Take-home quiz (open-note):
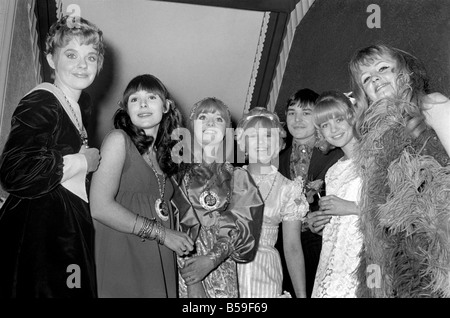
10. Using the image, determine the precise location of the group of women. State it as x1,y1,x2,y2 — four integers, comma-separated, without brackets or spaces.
1,15,450,298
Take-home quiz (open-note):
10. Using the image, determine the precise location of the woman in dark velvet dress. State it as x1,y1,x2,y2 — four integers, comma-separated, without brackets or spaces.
0,15,104,298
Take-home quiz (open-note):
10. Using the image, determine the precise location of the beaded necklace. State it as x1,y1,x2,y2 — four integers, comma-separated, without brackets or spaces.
53,84,88,146
146,151,169,221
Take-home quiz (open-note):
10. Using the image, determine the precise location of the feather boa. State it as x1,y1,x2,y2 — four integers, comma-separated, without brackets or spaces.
354,98,450,298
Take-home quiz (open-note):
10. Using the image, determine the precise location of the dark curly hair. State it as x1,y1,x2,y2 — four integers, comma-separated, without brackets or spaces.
113,74,183,176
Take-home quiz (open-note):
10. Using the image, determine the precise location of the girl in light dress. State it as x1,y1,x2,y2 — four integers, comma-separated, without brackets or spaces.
236,107,308,298
310,91,362,298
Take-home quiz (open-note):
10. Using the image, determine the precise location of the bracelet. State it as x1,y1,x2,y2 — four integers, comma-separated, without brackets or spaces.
135,216,166,245
153,220,159,242
132,214,140,234
207,240,232,268
155,222,166,245
136,216,156,242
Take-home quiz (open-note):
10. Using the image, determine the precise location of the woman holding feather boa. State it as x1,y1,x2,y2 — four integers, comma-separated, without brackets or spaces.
349,44,450,298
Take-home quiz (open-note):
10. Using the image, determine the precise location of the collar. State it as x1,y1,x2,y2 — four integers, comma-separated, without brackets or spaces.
292,137,316,150
244,164,278,176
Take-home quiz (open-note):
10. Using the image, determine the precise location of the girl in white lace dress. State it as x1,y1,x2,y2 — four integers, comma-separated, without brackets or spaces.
310,91,362,298
236,107,309,298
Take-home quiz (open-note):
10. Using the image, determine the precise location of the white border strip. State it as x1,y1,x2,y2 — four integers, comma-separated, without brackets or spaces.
266,0,315,111
0,0,18,134
243,11,270,115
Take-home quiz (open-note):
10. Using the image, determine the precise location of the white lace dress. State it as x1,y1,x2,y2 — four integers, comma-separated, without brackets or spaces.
311,158,362,298
237,165,308,298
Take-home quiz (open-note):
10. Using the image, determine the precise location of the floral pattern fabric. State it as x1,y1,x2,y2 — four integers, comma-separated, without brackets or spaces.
312,158,362,298
290,141,314,182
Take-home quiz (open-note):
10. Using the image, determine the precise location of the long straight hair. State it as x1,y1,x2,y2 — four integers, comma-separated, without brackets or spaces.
314,90,359,140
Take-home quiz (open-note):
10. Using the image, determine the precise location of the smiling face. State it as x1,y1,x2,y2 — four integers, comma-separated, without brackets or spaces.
285,103,316,144
245,126,280,164
359,54,399,103
47,38,98,96
127,89,165,136
319,116,354,149
193,110,227,147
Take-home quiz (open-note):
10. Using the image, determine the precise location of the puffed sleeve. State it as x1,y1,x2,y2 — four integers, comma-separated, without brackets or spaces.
280,175,309,222
0,90,64,198
208,166,264,266
170,175,201,240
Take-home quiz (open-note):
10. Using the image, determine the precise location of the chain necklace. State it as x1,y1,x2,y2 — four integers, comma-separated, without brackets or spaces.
146,151,169,221
254,171,278,202
199,174,220,211
53,84,88,146
185,163,231,212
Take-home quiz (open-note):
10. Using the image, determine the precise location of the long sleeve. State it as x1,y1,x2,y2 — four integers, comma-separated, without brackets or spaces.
171,174,201,239
212,167,264,264
0,90,83,198
176,163,264,267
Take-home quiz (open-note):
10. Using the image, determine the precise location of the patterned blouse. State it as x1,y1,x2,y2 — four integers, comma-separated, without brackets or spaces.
289,139,316,181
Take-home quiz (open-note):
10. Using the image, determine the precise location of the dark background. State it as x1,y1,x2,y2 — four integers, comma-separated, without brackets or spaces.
274,0,450,121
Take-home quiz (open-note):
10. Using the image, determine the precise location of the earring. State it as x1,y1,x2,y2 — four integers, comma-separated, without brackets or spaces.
315,128,324,145
315,128,323,140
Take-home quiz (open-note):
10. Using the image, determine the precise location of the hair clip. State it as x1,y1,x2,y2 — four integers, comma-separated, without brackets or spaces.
66,16,82,29
344,91,356,105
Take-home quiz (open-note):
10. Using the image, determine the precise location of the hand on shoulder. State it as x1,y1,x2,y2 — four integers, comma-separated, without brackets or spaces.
422,92,450,123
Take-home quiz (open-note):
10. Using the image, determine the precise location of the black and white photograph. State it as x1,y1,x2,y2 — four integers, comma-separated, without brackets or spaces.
1,0,450,308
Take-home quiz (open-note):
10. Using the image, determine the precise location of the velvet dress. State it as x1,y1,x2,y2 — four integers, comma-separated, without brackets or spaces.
0,86,97,298
94,129,178,298
173,162,264,298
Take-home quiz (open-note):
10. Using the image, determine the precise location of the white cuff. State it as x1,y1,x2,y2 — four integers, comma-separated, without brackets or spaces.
61,154,88,202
